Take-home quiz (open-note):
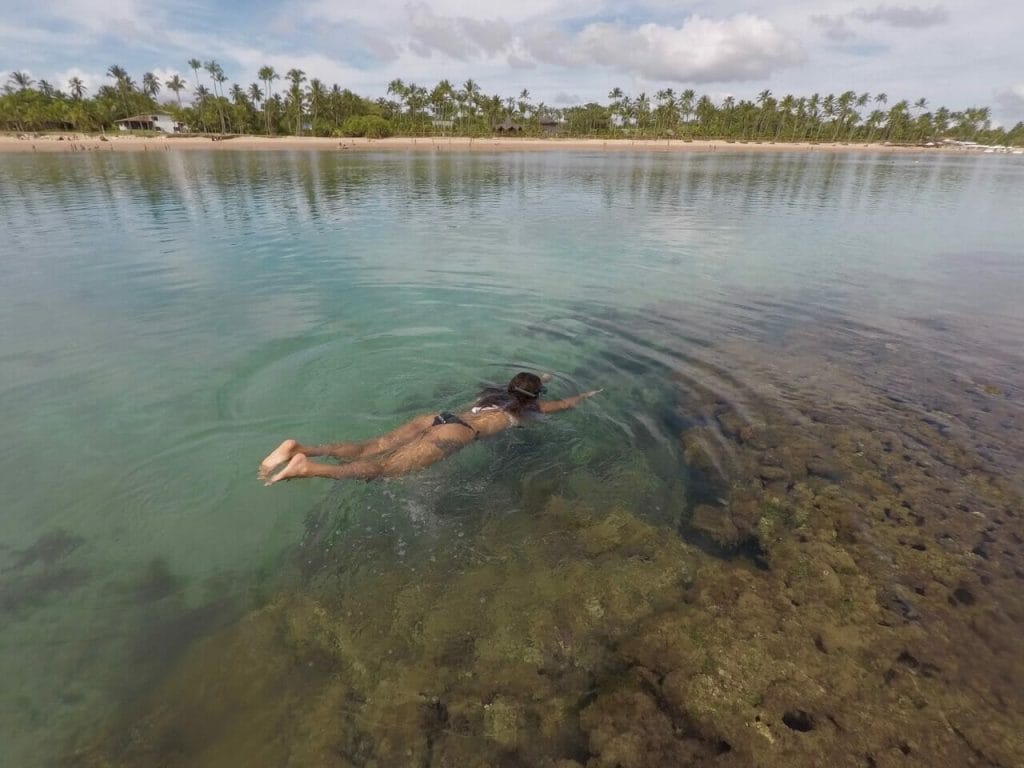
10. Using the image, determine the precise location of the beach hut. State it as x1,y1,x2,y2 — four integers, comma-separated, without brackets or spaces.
539,116,561,136
114,113,181,133
494,119,523,134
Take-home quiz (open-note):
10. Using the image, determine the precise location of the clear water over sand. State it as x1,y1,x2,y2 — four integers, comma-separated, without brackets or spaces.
1,150,1022,766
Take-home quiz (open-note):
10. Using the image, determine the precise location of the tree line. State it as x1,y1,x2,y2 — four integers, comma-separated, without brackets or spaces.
2,62,1022,147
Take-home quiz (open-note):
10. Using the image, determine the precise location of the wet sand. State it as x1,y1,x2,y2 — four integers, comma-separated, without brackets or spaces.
0,133,971,155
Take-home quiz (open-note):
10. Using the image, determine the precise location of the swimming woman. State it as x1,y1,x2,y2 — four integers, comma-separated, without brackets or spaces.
259,372,601,485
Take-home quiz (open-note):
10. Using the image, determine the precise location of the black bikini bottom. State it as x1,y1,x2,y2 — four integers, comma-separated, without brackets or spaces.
433,412,476,433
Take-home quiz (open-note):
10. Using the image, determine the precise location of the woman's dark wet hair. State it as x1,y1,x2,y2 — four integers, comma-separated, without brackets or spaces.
473,372,545,413
507,372,544,400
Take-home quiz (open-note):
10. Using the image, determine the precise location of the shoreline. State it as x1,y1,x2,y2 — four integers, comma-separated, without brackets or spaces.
0,133,1002,155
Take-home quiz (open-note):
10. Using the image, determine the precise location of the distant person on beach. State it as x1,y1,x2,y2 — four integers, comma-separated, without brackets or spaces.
259,372,601,485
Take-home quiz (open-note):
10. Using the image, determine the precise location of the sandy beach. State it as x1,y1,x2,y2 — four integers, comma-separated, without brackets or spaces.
0,132,972,154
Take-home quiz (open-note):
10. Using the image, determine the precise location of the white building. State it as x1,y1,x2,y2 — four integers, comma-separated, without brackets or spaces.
114,113,181,133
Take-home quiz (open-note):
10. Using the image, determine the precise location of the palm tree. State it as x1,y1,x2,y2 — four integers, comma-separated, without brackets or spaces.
607,87,624,128
865,110,885,142
68,76,86,100
653,88,677,136
308,78,327,134
453,91,467,131
805,93,820,138
461,78,479,120
286,68,306,135
694,94,715,136
885,100,910,142
215,68,229,128
187,59,205,130
225,83,246,132
188,58,202,93
634,92,651,136
677,89,695,133
737,99,758,138
106,65,132,116
955,106,991,140
9,71,34,91
817,93,835,140
430,79,455,129
203,60,227,133
517,88,531,119
791,97,807,140
188,60,203,109
387,78,408,108
776,94,795,139
833,90,855,140
142,72,161,99
166,74,186,107
407,83,427,128
258,65,279,135
193,83,211,118
755,89,774,136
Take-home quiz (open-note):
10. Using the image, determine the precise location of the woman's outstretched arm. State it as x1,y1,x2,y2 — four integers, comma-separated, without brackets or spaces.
538,389,602,414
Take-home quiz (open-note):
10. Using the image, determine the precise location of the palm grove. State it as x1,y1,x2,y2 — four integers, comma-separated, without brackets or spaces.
2,62,1021,147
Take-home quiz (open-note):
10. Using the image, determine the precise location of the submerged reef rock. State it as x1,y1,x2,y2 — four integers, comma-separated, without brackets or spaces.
0,529,88,616
7,528,84,571
72,323,1023,767
71,502,700,767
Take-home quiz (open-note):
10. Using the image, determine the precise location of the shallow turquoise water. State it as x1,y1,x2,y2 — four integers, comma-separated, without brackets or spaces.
1,149,1022,764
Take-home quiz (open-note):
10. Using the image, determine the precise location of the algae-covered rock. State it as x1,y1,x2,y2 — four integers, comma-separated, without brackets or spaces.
72,323,1024,768
688,503,741,547
73,502,701,768
580,686,692,767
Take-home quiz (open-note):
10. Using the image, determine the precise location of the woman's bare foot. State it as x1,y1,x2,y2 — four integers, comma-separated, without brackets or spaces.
265,453,308,485
258,439,298,480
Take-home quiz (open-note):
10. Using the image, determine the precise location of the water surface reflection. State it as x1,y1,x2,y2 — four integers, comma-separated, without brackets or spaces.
0,150,1021,767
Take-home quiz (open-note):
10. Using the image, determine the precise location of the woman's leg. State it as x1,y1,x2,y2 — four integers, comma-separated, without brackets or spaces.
264,454,388,484
264,424,475,485
258,414,437,479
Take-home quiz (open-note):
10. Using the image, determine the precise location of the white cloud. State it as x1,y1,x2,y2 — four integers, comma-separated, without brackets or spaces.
994,84,1024,124
298,0,593,29
810,13,857,41
3,0,1023,128
852,4,949,28
387,9,803,84
809,3,949,42
43,0,157,40
49,67,105,97
564,15,804,83
407,3,513,59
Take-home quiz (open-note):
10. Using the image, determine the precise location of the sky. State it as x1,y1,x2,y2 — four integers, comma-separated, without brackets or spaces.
2,0,1023,126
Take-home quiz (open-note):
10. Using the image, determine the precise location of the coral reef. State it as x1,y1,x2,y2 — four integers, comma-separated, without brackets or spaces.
71,329,1024,767
0,529,88,616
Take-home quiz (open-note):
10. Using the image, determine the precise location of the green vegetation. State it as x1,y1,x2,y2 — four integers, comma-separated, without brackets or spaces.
3,64,1023,146
338,114,393,138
